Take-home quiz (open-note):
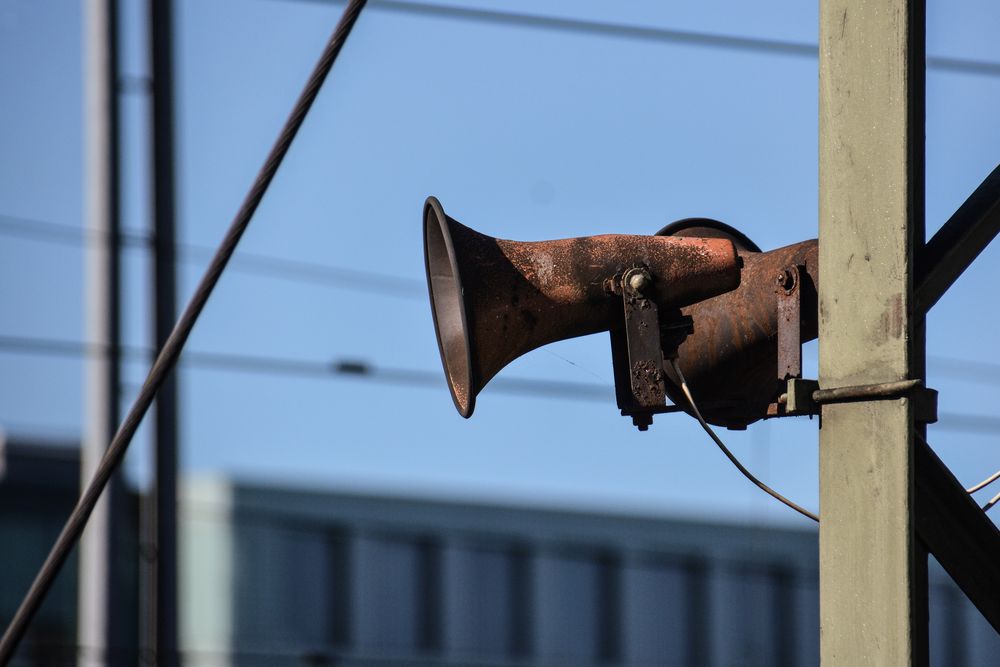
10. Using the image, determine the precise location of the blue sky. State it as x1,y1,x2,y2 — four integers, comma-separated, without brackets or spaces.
2,0,999,528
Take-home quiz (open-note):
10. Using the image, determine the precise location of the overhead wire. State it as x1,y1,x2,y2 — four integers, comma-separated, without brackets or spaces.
0,334,611,401
287,0,1000,79
0,213,423,299
3,334,1000,429
5,214,1000,400
668,358,819,523
984,490,1000,513
928,355,1000,386
0,0,370,661
967,468,1000,495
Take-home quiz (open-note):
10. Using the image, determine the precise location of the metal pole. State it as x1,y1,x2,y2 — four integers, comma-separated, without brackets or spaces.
818,0,928,664
148,0,179,664
80,0,126,665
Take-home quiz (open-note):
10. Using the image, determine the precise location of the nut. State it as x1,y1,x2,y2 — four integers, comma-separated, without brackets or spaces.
628,271,651,292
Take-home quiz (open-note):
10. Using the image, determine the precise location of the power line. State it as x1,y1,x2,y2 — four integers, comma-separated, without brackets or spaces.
8,214,1000,370
936,413,1000,435
288,0,1000,78
0,213,423,299
181,243,422,297
5,333,1000,428
0,334,612,401
928,356,1000,386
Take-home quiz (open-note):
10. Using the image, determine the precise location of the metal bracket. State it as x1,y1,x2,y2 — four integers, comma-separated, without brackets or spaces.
813,379,938,424
777,265,803,381
619,268,666,431
768,264,811,418
608,268,695,431
780,378,820,415
774,378,937,423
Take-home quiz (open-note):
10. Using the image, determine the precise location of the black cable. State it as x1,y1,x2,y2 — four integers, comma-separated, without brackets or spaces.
0,1,369,661
287,0,1000,78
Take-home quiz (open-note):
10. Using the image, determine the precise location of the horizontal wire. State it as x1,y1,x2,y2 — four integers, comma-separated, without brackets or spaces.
4,333,1000,425
928,355,1000,386
286,0,1000,78
935,413,1000,434
0,213,423,299
5,216,1000,390
0,334,612,401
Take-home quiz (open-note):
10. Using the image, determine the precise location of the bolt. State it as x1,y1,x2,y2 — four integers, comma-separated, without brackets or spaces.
776,268,795,290
628,271,651,292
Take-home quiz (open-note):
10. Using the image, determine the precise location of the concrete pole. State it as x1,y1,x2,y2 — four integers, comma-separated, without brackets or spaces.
818,0,928,664
80,0,126,664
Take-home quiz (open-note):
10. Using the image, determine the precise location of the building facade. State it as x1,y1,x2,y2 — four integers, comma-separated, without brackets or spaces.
181,479,998,667
2,440,997,666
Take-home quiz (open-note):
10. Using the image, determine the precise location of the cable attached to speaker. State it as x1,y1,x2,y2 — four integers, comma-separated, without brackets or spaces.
668,358,819,523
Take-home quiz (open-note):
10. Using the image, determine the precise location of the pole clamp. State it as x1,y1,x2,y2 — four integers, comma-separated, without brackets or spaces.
779,378,938,423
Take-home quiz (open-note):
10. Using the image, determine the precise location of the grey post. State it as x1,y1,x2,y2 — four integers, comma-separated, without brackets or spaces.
80,0,126,665
818,0,928,664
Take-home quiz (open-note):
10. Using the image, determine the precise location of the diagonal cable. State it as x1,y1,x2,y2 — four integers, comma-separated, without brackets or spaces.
0,1,369,661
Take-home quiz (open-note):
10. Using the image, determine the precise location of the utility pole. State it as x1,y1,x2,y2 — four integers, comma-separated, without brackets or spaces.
818,0,928,664
147,0,180,664
80,1,127,665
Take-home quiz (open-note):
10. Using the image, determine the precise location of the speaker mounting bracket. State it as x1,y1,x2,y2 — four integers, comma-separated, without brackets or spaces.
767,264,820,418
610,267,693,431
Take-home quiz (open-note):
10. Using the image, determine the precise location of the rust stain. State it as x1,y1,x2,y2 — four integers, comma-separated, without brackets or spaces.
662,238,819,428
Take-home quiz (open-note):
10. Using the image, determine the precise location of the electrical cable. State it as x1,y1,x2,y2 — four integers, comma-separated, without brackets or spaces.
286,0,1000,79
967,468,1000,495
914,431,1000,514
983,490,1000,513
4,333,1000,425
0,333,611,401
668,358,819,523
0,213,423,299
0,1,369,661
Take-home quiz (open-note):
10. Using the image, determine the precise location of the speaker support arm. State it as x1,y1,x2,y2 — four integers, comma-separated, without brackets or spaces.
610,268,692,431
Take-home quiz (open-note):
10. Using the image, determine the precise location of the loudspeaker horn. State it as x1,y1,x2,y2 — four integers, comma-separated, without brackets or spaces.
424,197,742,417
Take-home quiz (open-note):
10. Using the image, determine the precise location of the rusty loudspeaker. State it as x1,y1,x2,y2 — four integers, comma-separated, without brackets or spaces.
658,220,819,429
424,196,742,424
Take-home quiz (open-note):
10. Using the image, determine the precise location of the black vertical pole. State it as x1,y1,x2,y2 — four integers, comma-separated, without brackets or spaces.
148,0,180,664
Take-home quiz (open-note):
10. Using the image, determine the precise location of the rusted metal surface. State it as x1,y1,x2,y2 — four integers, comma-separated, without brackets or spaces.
619,268,668,430
659,235,819,428
776,265,802,381
424,197,741,417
